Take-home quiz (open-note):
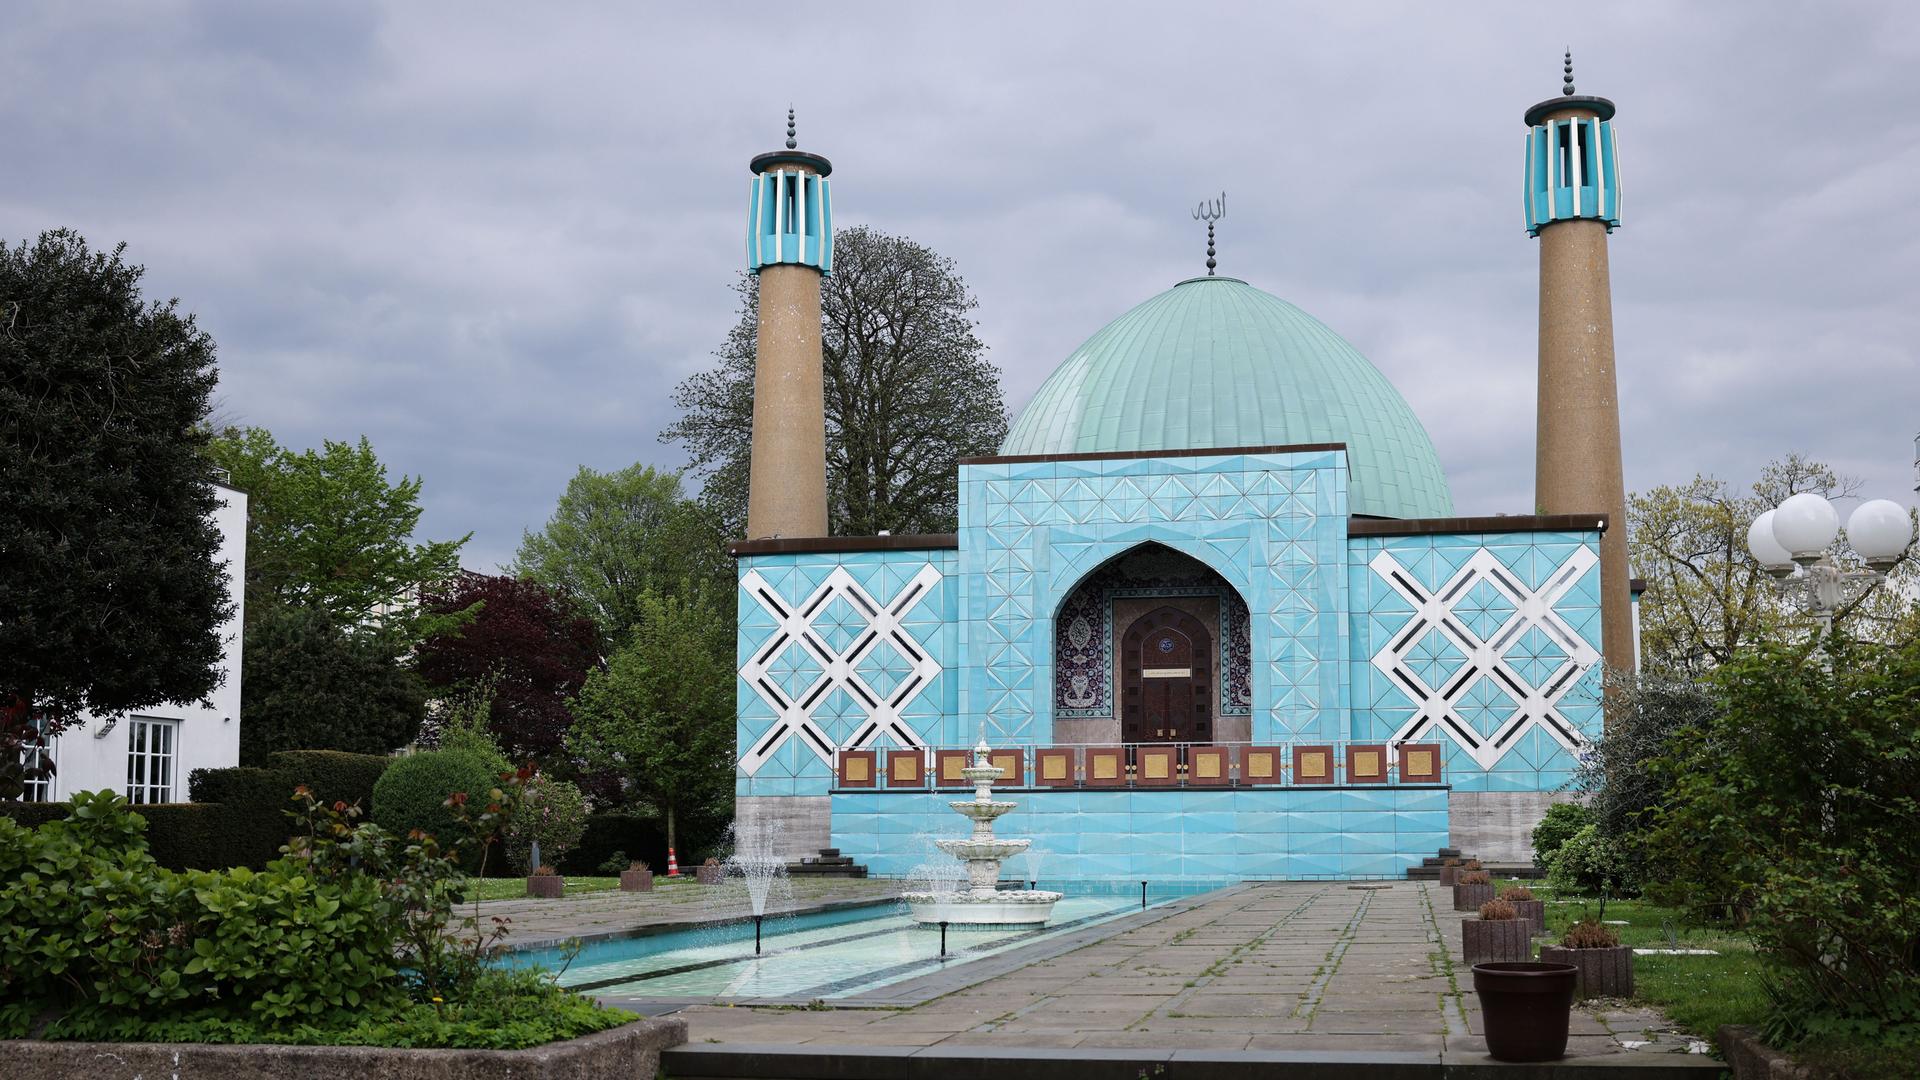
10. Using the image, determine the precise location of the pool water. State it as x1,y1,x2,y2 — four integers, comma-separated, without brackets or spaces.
508,891,1177,1000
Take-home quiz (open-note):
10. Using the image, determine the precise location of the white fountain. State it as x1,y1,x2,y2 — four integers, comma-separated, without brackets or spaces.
724,820,792,954
902,740,1061,925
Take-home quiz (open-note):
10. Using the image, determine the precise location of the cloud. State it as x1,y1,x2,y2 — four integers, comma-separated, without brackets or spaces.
5,1,1915,571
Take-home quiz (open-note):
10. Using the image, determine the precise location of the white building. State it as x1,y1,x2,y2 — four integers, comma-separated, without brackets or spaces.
23,481,247,805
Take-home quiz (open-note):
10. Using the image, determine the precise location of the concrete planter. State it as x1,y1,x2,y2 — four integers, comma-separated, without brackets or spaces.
1462,917,1533,965
1438,864,1460,886
1452,882,1495,911
525,875,564,899
695,864,724,886
1,1016,686,1080
1539,944,1635,999
1509,899,1546,935
618,869,654,892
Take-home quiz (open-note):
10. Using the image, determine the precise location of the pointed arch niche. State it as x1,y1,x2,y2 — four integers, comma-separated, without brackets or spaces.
1051,542,1254,745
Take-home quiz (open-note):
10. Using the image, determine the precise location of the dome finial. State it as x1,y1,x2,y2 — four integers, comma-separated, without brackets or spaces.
785,106,798,149
1562,49,1575,96
1192,191,1226,276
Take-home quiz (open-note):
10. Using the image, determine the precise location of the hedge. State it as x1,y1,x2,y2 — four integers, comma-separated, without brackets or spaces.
560,812,668,875
1,801,231,870
263,750,389,811
183,751,396,870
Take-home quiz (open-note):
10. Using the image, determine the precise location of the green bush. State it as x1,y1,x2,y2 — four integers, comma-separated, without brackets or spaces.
1650,635,1920,1050
372,748,507,873
1531,801,1593,870
183,752,393,870
0,791,401,1033
133,804,229,870
503,774,589,874
1545,823,1624,896
0,802,67,829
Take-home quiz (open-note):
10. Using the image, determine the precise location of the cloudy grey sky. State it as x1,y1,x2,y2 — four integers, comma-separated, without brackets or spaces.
7,2,1916,569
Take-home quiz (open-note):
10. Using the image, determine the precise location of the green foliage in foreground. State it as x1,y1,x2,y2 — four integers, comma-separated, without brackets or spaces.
30,968,631,1050
1529,802,1591,871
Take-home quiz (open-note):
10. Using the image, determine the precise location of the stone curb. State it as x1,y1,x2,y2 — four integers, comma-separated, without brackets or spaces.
1,1015,686,1080
662,1041,1728,1079
1715,1025,1815,1079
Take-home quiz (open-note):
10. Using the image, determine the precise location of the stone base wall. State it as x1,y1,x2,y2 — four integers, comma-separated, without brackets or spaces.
0,1017,685,1080
734,795,831,861
1448,790,1571,864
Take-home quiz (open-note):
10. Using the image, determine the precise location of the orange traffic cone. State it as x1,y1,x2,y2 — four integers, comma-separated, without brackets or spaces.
666,847,680,877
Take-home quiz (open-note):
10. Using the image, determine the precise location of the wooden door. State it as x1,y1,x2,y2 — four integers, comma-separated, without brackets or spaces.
1121,607,1213,743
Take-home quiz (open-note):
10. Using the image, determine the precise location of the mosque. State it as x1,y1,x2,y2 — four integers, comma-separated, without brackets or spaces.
729,62,1633,880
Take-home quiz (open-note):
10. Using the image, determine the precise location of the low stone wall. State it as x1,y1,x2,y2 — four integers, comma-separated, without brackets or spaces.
1717,1025,1815,1079
0,1016,686,1080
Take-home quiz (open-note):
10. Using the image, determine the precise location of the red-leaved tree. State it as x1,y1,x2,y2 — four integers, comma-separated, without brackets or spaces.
416,572,603,761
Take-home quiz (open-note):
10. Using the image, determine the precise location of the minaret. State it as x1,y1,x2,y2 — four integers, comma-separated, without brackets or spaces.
1524,53,1632,677
744,109,832,540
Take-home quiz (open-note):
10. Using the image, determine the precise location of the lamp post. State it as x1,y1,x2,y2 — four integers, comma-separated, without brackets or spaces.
1746,491,1914,634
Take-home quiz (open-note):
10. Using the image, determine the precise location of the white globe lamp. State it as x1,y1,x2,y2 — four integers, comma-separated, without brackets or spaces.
1746,511,1795,576
1771,492,1840,565
1846,499,1914,572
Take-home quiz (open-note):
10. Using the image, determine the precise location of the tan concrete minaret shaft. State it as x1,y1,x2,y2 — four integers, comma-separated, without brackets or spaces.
748,250,829,540
1525,60,1633,677
744,115,833,540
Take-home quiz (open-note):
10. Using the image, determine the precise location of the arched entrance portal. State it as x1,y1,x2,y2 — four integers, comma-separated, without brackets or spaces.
1052,543,1252,745
1121,607,1211,743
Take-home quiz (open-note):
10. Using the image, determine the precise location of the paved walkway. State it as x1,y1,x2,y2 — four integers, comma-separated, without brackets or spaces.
670,881,1710,1058
478,877,900,947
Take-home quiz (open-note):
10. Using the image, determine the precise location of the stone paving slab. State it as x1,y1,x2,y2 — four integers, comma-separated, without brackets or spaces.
667,881,1722,1071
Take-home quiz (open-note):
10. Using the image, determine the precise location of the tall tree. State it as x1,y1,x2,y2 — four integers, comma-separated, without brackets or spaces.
513,464,726,642
662,225,1009,538
1629,453,1918,675
416,572,604,761
0,230,231,798
566,591,734,859
207,427,472,646
238,602,428,764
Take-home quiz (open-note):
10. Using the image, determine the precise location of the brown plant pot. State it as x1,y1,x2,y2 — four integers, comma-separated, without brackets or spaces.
619,869,655,892
525,874,564,898
1538,944,1635,999
696,865,724,886
1453,882,1494,911
1462,917,1534,965
1473,962,1577,1062
1438,865,1459,887
1509,899,1546,935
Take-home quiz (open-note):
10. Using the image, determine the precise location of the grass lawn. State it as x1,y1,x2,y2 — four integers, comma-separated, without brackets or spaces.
468,874,712,902
1515,880,1770,1039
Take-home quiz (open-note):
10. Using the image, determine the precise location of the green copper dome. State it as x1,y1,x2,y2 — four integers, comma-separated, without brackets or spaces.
1001,276,1455,519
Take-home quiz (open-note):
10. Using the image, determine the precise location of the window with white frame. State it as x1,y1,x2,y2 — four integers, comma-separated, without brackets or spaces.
126,717,179,804
20,716,54,803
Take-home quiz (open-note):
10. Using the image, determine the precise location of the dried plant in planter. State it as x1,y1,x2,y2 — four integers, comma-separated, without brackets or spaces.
1442,857,1462,867
629,860,650,873
1460,871,1492,885
1500,886,1534,901
532,864,558,877
1464,859,1482,870
703,857,721,867
1479,899,1518,920
1561,918,1620,949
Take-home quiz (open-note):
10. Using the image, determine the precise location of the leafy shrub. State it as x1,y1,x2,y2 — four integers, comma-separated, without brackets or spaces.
1500,886,1534,902
132,803,229,870
373,748,507,872
1531,801,1593,870
1546,824,1623,896
1479,899,1517,921
1561,918,1620,949
595,850,629,874
1650,636,1920,1048
1460,871,1491,886
503,773,590,874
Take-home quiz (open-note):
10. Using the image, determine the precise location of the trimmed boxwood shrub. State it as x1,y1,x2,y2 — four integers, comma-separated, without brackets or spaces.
372,748,506,872
0,802,66,829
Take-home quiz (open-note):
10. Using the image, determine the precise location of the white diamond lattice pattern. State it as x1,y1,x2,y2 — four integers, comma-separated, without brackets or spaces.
737,564,943,775
1368,547,1600,769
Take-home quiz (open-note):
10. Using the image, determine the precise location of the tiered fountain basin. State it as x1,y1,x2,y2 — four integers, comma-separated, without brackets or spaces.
902,745,1061,926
